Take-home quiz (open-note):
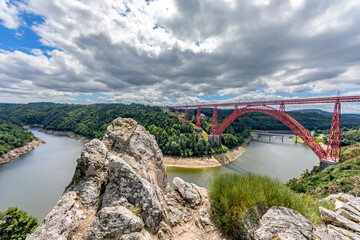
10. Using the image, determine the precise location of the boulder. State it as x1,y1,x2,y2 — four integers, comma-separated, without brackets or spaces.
101,155,167,233
320,206,360,232
327,225,360,239
323,193,358,210
173,177,206,208
102,118,169,192
84,206,144,239
254,206,315,240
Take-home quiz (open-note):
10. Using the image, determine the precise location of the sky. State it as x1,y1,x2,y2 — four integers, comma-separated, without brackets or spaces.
1,0,360,112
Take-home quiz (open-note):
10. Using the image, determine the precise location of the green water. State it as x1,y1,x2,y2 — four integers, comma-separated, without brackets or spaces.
167,134,318,188
0,129,84,221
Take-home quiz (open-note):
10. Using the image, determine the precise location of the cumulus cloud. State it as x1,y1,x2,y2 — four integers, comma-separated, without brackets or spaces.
0,0,360,109
0,0,20,28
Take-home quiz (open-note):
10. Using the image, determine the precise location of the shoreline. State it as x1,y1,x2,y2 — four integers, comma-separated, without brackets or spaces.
39,129,90,143
289,136,327,150
0,138,45,165
34,127,251,169
164,136,252,168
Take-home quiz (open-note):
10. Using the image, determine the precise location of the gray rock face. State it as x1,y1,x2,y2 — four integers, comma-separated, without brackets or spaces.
27,191,88,240
102,155,167,233
172,177,206,208
254,206,315,240
84,206,144,239
27,117,223,240
315,194,360,239
102,118,169,192
320,206,360,232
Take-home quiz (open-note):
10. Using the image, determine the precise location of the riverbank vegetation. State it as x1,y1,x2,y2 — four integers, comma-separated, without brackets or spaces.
0,119,35,155
0,207,38,240
287,127,360,199
208,173,334,239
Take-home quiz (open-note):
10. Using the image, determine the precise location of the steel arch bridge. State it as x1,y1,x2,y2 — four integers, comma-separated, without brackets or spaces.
212,105,327,160
166,95,360,164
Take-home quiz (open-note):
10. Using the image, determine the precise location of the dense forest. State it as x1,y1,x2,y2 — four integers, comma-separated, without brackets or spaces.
0,103,250,157
0,119,35,154
1,102,360,157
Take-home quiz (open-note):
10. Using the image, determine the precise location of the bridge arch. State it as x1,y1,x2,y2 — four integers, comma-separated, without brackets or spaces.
213,105,327,160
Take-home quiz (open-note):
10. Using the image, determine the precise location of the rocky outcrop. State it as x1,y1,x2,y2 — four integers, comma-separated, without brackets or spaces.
255,206,315,240
27,118,224,240
250,193,360,240
0,138,45,165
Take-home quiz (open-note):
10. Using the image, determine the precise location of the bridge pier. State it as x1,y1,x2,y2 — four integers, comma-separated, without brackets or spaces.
319,159,337,169
184,108,189,123
163,107,170,115
208,135,222,147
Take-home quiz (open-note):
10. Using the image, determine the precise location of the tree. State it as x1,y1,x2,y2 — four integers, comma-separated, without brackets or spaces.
0,207,38,240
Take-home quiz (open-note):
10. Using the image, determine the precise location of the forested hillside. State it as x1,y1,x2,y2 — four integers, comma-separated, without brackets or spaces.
0,119,35,154
1,102,360,157
0,103,249,157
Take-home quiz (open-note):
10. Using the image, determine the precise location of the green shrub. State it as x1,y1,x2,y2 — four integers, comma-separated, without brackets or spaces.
309,175,319,181
0,207,38,240
318,200,335,211
340,180,354,192
208,173,325,239
340,165,353,171
290,183,308,193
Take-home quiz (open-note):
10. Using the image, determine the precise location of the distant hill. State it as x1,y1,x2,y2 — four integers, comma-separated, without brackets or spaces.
292,109,360,126
291,109,333,116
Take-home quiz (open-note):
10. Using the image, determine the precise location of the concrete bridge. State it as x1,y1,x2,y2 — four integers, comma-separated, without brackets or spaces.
250,132,285,142
166,94,360,167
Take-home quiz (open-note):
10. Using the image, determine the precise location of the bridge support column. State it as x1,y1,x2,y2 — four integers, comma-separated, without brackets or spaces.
195,107,202,131
163,107,170,115
326,98,341,162
175,107,179,117
208,135,222,147
210,107,218,134
319,159,337,169
184,108,189,123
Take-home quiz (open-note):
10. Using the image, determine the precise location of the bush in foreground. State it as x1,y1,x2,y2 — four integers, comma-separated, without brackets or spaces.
208,173,332,239
0,207,38,240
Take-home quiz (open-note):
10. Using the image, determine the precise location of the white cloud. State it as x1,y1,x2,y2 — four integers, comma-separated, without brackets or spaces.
0,0,360,108
0,0,20,29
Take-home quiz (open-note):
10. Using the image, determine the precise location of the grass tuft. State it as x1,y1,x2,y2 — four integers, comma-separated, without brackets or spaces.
208,173,327,238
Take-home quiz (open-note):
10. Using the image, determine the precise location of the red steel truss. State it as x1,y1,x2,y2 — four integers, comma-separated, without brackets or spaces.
210,107,218,134
212,105,327,160
327,99,341,162
184,108,189,122
196,107,202,128
175,107,179,117
279,101,285,112
168,95,360,109
169,95,360,162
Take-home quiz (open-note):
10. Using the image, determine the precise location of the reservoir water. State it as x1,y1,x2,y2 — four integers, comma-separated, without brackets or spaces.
167,134,318,188
0,129,84,221
0,130,318,221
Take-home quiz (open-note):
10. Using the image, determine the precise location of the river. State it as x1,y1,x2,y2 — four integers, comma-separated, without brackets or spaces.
0,130,318,221
167,134,318,188
0,129,84,221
